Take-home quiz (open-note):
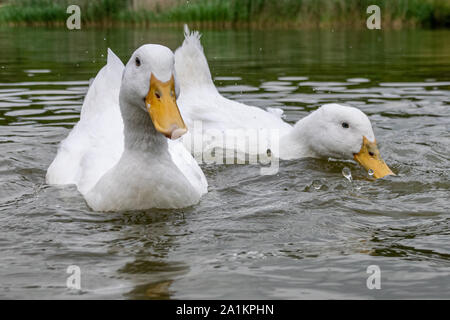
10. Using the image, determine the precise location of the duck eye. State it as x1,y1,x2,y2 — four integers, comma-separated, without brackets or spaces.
135,57,141,67
342,122,349,128
369,151,375,157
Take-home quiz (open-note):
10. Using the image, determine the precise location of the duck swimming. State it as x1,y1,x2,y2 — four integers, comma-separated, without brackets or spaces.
174,27,394,179
46,45,207,211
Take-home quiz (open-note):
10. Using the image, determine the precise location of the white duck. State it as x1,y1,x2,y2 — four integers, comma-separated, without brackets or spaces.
46,45,207,211
175,27,394,179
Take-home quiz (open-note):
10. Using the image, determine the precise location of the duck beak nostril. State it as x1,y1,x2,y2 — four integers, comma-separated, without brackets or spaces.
353,136,394,179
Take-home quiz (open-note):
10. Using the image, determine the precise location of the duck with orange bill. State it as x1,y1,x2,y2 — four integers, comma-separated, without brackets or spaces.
174,26,394,179
46,45,207,211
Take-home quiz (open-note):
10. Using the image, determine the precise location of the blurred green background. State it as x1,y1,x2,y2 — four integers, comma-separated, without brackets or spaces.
0,0,449,28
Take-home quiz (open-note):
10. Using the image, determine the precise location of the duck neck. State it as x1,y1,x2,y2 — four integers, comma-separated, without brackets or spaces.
279,113,319,160
120,96,167,153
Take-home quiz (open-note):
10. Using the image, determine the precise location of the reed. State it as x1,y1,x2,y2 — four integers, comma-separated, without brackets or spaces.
0,0,448,28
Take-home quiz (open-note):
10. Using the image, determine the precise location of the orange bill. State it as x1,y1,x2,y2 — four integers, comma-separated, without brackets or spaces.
145,74,187,140
354,136,395,179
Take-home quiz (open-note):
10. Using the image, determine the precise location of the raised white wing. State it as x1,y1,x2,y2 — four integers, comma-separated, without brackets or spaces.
46,49,125,195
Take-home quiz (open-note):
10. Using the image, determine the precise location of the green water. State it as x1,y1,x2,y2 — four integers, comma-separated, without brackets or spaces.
0,27,449,299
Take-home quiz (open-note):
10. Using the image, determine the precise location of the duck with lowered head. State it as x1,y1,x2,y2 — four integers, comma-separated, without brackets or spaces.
174,27,394,179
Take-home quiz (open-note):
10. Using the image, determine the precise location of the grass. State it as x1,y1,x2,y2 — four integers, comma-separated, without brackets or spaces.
0,0,449,28
0,0,128,24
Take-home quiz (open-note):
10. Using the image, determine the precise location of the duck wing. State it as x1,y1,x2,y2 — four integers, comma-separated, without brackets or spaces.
46,49,125,195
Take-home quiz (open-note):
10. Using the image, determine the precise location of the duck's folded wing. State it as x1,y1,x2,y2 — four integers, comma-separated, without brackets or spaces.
46,49,125,195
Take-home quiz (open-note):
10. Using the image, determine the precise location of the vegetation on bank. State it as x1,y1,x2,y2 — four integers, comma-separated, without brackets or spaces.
0,0,449,28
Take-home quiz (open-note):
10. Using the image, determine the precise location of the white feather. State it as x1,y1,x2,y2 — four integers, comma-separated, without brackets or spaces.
175,26,292,156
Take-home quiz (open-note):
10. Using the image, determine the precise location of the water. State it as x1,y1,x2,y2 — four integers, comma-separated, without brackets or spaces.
0,27,449,299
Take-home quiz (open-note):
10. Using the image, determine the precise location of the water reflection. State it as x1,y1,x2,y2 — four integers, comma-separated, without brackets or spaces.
107,210,191,299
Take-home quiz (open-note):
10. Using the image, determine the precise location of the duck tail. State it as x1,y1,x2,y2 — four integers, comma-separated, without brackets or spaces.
175,25,216,92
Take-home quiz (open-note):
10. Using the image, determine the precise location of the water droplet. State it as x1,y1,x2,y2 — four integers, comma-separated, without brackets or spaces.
342,167,352,182
368,169,374,178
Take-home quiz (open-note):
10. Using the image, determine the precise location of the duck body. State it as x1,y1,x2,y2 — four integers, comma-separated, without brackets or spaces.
174,28,292,159
47,46,207,211
84,138,202,211
174,26,394,178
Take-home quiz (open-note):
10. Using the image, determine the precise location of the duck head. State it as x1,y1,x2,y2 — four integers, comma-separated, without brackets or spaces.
297,104,394,179
120,44,187,140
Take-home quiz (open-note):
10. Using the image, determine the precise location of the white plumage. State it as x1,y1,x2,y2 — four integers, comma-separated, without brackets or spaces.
175,27,379,162
175,26,292,158
46,46,207,211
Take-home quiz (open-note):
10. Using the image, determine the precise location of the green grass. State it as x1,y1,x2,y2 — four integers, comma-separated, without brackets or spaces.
0,0,128,24
0,0,449,28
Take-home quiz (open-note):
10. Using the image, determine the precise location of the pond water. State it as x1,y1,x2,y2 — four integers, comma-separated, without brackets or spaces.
0,27,449,299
